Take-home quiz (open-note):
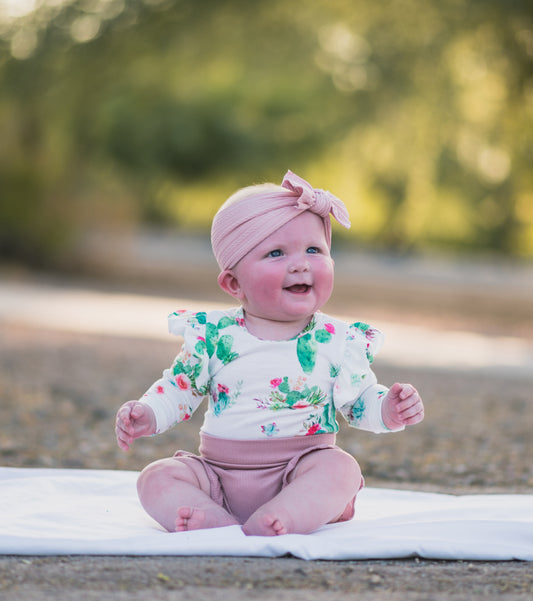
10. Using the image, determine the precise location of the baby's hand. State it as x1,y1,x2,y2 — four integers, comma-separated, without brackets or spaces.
115,401,156,451
381,383,424,431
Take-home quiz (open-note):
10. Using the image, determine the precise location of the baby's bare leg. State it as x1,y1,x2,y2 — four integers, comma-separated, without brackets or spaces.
242,448,361,536
137,457,239,532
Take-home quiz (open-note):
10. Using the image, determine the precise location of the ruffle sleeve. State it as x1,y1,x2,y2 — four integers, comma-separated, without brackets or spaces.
333,322,392,433
167,310,211,396
139,310,210,434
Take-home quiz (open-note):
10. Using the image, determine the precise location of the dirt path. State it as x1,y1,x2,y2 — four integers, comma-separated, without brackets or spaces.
2,555,533,601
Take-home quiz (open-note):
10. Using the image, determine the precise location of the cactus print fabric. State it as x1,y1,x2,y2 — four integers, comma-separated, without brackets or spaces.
139,308,391,440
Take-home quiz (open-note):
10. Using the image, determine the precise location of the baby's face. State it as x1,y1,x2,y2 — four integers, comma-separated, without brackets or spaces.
231,211,334,331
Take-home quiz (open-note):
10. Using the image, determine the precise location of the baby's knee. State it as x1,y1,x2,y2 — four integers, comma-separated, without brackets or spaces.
137,459,171,499
293,447,361,485
137,457,208,501
137,458,184,498
327,449,362,484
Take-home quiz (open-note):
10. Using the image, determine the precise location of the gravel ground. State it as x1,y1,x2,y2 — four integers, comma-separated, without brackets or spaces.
1,263,533,600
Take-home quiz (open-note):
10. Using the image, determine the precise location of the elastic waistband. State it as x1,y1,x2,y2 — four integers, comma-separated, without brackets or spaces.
198,432,337,468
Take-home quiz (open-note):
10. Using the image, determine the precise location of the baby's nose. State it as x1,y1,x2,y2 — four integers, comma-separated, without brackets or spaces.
289,257,310,272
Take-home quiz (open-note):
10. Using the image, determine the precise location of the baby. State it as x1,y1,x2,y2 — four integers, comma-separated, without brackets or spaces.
115,170,424,536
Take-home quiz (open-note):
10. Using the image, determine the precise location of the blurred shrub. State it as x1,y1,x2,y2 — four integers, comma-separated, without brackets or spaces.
0,0,532,266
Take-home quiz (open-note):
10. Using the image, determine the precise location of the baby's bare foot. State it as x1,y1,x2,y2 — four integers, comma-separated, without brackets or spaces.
175,506,239,532
242,510,289,536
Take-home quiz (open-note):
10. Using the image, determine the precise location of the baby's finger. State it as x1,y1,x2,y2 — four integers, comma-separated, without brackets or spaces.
399,401,423,419
121,403,141,428
117,439,129,451
403,407,425,425
116,430,131,451
399,384,416,400
400,401,424,424
394,392,420,414
130,402,145,421
116,406,132,428
115,416,134,443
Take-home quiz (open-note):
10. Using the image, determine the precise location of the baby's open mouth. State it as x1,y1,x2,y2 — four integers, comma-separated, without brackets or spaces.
285,284,311,294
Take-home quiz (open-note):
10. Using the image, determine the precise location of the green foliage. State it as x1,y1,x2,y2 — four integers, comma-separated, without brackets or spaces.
1,0,532,265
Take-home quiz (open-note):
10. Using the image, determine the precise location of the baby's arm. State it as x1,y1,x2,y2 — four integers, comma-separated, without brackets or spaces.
115,401,157,451
381,383,424,430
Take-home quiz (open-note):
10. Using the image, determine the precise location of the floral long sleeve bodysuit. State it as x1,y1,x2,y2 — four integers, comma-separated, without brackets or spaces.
140,308,396,440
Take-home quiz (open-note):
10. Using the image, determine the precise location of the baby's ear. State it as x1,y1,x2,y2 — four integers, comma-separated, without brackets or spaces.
217,270,244,300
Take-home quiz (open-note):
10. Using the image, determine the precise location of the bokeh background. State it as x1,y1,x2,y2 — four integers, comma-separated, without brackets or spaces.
1,0,533,268
1,0,533,491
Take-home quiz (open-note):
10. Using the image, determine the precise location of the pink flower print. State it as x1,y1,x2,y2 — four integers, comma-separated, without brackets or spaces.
270,378,283,388
197,336,206,343
156,385,164,394
178,403,192,421
236,317,245,327
324,323,335,334
176,374,191,390
365,329,375,340
306,423,321,436
218,383,229,394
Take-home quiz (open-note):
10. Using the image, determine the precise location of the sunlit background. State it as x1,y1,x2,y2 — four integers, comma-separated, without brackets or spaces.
1,0,532,270
1,0,533,489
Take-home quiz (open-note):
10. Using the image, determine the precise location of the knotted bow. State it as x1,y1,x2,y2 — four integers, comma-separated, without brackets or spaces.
281,170,351,230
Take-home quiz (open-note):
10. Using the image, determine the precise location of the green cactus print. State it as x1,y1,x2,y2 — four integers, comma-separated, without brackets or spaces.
348,397,366,424
320,399,337,431
296,333,317,373
195,314,239,364
212,381,243,416
296,323,335,373
216,334,238,364
256,376,327,411
217,315,236,329
171,311,240,396
314,328,332,343
214,316,239,364
195,312,207,325
302,402,338,435
329,363,341,378
205,322,218,357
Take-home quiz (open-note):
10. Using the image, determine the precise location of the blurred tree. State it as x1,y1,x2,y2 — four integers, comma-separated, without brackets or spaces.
0,0,532,266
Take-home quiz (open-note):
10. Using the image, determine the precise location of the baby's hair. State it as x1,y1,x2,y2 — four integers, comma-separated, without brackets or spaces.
219,183,283,211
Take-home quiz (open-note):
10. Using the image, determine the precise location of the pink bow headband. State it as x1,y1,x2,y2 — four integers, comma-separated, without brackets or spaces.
211,170,351,270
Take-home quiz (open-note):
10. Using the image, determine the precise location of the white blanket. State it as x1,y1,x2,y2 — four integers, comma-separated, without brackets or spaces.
1,467,532,560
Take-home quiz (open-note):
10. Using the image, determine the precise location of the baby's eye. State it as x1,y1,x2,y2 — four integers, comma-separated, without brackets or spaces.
306,246,320,254
267,249,283,258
